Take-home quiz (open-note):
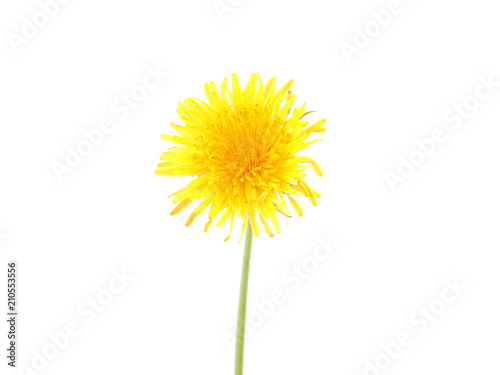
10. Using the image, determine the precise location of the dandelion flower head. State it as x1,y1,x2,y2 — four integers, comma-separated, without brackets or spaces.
155,73,326,241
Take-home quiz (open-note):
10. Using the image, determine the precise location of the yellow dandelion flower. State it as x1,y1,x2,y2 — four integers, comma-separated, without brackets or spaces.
155,73,326,241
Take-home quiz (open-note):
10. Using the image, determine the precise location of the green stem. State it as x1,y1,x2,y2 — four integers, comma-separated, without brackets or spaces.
235,221,253,375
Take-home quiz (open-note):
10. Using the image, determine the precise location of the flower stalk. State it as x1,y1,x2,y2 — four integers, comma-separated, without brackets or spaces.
234,221,253,375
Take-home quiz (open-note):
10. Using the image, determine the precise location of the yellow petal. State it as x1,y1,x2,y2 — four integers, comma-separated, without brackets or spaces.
249,206,260,237
204,216,215,232
287,195,304,217
269,211,280,233
239,215,248,243
185,200,210,227
170,198,192,216
312,162,323,177
259,215,275,237
224,212,235,242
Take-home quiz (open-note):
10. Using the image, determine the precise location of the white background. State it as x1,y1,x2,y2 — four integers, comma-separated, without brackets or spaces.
1,0,500,374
